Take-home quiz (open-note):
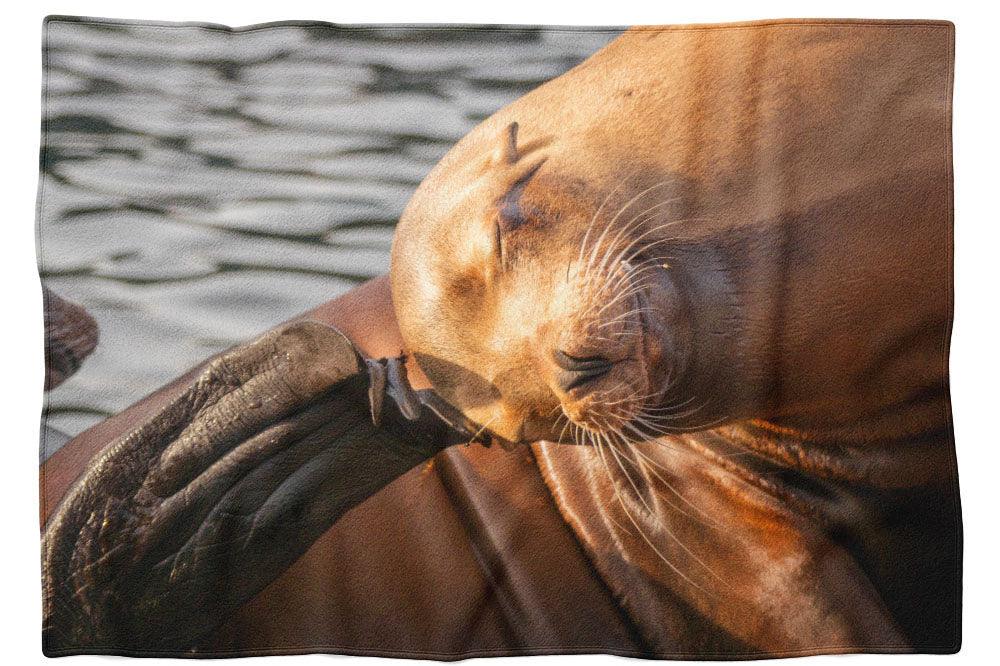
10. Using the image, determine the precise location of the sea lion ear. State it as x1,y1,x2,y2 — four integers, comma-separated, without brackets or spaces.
492,122,520,165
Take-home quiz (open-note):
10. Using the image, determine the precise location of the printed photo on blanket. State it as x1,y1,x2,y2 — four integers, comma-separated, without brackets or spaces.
37,17,960,659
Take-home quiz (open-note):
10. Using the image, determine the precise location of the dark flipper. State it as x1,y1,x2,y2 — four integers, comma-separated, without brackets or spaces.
42,321,465,654
43,287,99,390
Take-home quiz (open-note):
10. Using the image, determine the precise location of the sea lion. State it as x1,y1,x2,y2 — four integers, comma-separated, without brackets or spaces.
390,21,957,650
40,20,958,657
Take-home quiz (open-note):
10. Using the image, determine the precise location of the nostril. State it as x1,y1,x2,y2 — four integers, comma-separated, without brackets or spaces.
553,349,612,372
554,349,613,392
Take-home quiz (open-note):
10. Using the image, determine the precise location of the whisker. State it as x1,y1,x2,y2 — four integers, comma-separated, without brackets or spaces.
595,209,683,280
467,415,499,446
576,183,624,270
583,181,671,284
603,433,727,586
596,433,717,595
622,443,722,529
592,199,680,280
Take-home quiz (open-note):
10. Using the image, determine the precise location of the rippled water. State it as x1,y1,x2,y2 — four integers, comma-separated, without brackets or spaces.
37,18,620,451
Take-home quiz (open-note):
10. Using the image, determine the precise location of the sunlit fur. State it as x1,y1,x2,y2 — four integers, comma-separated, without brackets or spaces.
385,22,955,649
553,182,725,439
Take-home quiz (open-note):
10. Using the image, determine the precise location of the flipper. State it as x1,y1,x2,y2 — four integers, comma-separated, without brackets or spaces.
42,320,472,653
42,287,98,390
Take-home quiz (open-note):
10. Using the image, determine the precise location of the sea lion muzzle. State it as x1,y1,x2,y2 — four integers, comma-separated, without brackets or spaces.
552,350,615,392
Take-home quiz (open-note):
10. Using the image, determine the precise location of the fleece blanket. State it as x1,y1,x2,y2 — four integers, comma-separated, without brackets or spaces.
38,17,959,659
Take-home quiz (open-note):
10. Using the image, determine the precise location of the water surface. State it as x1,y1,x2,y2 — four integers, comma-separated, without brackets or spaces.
38,18,620,453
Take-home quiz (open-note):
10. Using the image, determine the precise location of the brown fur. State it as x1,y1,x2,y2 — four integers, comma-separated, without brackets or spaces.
390,20,958,650
391,21,953,456
42,20,958,655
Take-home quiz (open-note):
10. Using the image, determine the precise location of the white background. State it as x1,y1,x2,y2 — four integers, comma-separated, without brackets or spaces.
3,1,997,664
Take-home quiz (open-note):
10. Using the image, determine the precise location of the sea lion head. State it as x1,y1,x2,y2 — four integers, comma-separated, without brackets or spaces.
391,122,699,445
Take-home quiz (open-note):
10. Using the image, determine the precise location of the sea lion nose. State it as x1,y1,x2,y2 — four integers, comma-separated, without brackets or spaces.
553,349,614,392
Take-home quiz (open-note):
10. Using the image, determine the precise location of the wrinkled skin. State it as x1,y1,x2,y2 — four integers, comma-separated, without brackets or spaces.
42,320,465,652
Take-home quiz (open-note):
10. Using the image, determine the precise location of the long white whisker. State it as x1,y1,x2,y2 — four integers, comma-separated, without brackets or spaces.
592,199,679,280
594,202,681,279
583,181,671,282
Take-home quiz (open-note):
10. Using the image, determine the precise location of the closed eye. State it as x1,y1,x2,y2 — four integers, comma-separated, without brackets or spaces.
493,157,546,266
494,221,504,263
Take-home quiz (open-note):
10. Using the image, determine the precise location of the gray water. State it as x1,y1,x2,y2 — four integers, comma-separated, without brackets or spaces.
38,18,620,451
